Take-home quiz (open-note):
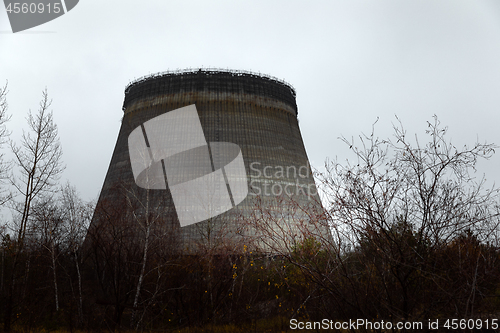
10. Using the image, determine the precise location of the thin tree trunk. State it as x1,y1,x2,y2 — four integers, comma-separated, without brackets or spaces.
74,251,84,324
51,241,59,312
131,225,150,329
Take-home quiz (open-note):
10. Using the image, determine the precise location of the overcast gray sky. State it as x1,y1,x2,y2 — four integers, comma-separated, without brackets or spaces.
2,0,500,203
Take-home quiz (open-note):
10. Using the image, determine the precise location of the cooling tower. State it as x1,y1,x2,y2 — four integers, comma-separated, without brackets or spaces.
86,69,328,253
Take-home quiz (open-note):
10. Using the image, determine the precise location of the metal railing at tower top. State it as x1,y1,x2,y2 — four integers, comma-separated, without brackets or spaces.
124,68,297,97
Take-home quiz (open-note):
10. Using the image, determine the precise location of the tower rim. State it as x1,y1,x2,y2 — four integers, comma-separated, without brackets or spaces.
122,68,298,114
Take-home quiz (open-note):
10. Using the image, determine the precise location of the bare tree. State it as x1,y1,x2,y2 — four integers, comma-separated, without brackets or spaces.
313,116,500,321
10,88,65,251
3,89,64,332
123,185,167,329
0,81,11,205
27,183,92,322
59,182,93,325
0,82,11,326
322,116,500,247
87,193,145,330
30,196,64,312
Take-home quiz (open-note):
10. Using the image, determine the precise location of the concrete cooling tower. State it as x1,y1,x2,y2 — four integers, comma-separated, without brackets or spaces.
86,69,329,253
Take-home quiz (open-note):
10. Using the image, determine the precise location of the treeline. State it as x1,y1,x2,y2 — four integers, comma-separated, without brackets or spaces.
1,216,499,332
0,85,499,332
